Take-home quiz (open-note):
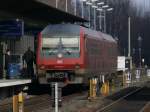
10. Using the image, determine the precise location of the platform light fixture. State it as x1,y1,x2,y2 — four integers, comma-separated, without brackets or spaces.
97,8,103,11
92,5,98,8
107,8,113,11
16,18,20,22
102,5,109,8
91,0,98,2
97,2,104,5
86,1,92,5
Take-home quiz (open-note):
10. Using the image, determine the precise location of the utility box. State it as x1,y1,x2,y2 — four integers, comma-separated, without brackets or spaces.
117,56,126,71
8,54,22,79
147,69,150,77
8,63,20,78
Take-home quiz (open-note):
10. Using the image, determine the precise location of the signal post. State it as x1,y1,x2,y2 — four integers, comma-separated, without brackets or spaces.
48,74,68,112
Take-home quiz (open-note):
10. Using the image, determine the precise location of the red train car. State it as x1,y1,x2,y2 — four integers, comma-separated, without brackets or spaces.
36,24,117,84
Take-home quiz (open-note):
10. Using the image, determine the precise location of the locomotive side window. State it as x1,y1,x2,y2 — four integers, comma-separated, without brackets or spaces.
41,35,80,58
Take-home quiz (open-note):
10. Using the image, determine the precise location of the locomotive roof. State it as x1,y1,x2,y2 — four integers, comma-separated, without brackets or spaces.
101,33,116,42
41,24,116,43
41,24,80,35
82,26,116,43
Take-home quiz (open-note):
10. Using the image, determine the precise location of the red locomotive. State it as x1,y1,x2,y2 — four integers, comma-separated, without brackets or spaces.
36,24,117,84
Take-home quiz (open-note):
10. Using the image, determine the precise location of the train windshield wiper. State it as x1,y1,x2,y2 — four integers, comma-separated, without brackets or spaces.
48,50,55,55
65,48,72,55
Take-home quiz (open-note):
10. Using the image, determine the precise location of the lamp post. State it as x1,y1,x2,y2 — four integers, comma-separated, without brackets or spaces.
91,0,98,30
75,0,78,15
97,2,104,31
138,36,142,69
97,8,103,30
128,17,131,58
56,0,58,8
66,0,68,12
86,1,92,28
81,0,87,18
127,17,133,71
103,9,106,32
102,7,113,33
92,4,98,30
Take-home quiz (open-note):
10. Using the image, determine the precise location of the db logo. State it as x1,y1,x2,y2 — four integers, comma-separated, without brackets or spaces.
57,60,63,64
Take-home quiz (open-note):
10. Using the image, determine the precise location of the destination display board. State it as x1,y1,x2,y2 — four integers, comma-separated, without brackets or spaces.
0,20,24,37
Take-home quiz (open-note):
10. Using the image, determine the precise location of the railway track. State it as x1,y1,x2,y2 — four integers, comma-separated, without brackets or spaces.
0,84,88,112
1,83,150,112
25,92,87,112
0,95,49,112
0,94,87,112
25,86,150,112
96,85,150,112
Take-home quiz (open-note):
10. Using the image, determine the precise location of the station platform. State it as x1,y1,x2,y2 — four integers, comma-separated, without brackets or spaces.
0,75,149,112
0,79,31,88
0,79,31,100
0,79,31,112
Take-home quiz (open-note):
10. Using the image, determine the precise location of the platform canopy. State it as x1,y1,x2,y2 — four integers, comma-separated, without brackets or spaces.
0,0,87,24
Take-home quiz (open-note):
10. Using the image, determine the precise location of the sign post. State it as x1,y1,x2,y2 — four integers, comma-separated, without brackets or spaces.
55,83,58,112
135,69,140,81
126,71,131,86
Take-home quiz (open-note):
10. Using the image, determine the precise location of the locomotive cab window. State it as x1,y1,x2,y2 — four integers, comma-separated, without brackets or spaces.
41,35,80,58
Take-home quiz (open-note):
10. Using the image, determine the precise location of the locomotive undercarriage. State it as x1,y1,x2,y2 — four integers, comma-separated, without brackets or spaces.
38,70,85,84
38,69,115,86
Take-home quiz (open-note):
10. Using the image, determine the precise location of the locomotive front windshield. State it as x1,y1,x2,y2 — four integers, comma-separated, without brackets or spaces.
41,35,80,58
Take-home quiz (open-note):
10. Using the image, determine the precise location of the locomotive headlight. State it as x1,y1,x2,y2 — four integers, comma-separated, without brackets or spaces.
75,64,80,69
40,65,45,69
57,53,63,58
